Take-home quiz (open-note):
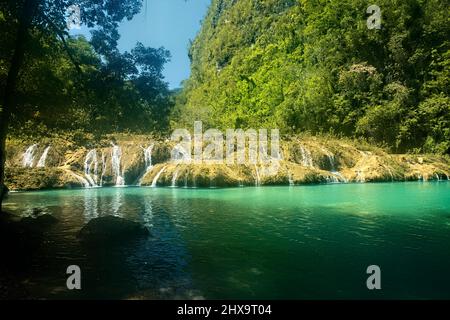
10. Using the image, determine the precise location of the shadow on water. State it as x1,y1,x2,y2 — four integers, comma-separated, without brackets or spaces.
2,183,450,299
2,188,197,299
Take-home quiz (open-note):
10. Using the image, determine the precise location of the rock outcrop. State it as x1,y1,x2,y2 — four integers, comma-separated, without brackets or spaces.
77,216,150,243
5,134,450,191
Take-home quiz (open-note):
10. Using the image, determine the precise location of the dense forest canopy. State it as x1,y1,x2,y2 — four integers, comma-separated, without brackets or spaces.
0,0,174,208
173,0,449,154
0,0,173,138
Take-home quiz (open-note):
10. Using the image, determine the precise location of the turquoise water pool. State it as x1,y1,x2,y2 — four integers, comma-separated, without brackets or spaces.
3,182,450,299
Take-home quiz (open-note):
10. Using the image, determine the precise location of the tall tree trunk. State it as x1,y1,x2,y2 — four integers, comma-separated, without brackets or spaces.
0,0,38,212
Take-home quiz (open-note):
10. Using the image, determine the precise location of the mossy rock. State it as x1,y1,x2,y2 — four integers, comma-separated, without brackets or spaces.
77,216,150,244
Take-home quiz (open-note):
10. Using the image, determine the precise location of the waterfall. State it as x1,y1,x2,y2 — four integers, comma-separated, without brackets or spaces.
435,173,441,181
22,144,38,167
36,146,51,168
111,144,124,186
171,169,179,187
137,144,155,186
254,165,261,186
327,154,336,171
300,146,313,167
100,152,107,187
356,170,365,183
326,175,339,183
143,144,154,171
151,166,167,187
84,149,98,187
331,171,347,183
288,172,294,186
70,172,90,188
320,147,336,171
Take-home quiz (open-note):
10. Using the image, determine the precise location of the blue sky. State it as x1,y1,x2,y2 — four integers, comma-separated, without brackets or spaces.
72,0,211,89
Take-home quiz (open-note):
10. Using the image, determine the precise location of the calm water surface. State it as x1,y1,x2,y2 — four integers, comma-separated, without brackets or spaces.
3,182,450,299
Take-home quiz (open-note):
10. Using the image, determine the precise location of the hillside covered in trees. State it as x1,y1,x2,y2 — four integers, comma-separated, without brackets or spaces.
1,0,450,197
173,0,449,154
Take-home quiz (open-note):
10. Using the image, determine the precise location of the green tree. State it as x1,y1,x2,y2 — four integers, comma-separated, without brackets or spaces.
0,0,146,210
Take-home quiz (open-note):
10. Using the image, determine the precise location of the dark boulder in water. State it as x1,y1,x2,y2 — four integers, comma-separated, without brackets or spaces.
21,213,59,228
77,215,150,243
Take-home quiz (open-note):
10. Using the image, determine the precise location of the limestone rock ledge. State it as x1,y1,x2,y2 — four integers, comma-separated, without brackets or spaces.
5,135,450,191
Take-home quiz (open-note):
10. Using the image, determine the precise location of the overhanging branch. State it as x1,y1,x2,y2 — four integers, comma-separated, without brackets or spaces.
42,15,83,77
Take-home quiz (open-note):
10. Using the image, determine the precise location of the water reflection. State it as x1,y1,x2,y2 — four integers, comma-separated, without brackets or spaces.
83,188,99,221
2,183,450,299
111,187,123,217
142,196,153,228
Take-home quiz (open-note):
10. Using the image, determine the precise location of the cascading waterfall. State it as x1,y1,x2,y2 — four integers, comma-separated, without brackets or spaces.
151,166,167,187
100,152,107,187
300,146,314,167
326,175,339,183
254,165,261,186
143,144,154,171
320,147,336,171
22,144,38,167
327,154,336,171
36,146,51,168
356,170,365,183
84,149,99,187
111,144,125,186
171,169,179,187
331,171,348,183
136,144,155,186
288,172,294,186
70,172,90,188
320,148,346,183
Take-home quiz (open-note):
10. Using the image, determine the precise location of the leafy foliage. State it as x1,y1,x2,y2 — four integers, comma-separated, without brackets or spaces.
0,0,173,138
175,0,450,154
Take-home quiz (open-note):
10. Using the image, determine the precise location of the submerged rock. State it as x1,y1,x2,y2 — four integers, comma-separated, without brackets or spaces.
77,216,150,243
20,213,59,228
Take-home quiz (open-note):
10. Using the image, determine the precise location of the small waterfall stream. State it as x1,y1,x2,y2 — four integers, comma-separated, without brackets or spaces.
70,172,90,188
288,172,294,186
331,171,347,183
171,169,179,187
137,144,154,186
100,152,107,187
111,144,125,186
143,144,154,171
151,166,167,187
36,146,51,168
22,144,38,167
84,149,99,187
254,165,261,186
300,146,313,167
356,170,365,183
